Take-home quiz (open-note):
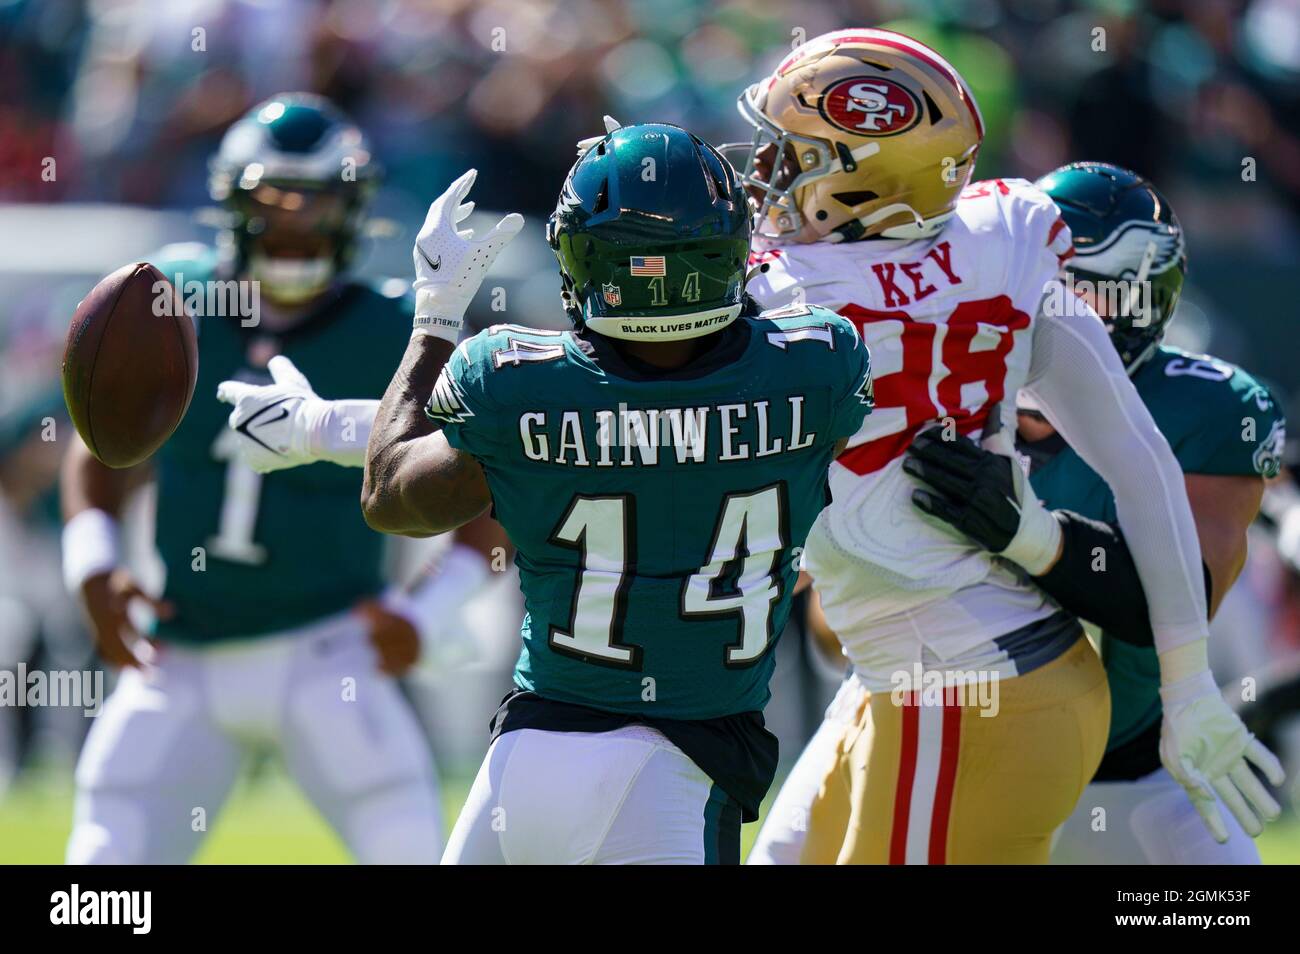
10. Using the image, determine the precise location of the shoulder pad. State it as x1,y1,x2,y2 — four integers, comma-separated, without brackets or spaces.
150,242,218,280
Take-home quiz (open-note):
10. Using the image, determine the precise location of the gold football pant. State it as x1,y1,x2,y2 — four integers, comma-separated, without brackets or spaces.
803,636,1109,864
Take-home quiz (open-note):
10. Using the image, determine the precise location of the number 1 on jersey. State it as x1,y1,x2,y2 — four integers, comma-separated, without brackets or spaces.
548,495,639,667
208,428,268,565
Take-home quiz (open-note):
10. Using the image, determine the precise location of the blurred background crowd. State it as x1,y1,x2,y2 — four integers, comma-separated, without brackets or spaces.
2,0,1300,859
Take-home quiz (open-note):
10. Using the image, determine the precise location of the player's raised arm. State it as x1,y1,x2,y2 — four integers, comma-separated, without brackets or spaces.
362,170,522,537
1020,291,1284,841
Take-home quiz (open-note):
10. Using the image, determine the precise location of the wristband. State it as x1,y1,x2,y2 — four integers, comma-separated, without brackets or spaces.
1158,639,1212,691
999,476,1063,576
62,508,121,593
382,543,492,672
413,288,468,345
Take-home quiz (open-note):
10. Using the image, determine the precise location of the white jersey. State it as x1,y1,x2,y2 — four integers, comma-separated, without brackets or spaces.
747,178,1077,687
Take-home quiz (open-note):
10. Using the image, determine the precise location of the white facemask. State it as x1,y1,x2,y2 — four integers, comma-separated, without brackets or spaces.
248,254,335,305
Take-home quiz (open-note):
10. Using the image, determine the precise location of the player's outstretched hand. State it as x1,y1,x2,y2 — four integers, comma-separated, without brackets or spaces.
80,569,171,669
355,599,421,676
216,356,326,474
1160,672,1285,842
412,168,524,342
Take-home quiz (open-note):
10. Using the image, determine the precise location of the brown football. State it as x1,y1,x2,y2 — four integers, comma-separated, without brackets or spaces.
62,262,198,468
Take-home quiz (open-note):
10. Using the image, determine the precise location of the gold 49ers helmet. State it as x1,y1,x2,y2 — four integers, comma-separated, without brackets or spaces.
731,29,984,244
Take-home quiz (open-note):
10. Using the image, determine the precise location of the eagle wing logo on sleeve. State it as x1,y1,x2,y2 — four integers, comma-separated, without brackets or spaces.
425,366,475,425
1254,419,1285,479
857,374,875,408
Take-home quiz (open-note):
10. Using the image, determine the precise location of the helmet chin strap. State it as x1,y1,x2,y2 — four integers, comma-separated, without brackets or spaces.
1124,336,1162,376
248,254,335,306
829,203,946,243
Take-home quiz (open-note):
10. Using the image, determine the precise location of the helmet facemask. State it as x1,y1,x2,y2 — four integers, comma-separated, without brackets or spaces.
234,181,361,305
727,84,836,242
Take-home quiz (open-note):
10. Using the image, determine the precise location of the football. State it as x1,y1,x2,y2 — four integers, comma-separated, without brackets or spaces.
61,261,198,468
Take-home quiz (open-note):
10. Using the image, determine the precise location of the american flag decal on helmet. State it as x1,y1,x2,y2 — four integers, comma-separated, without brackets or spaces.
629,256,666,276
425,367,474,425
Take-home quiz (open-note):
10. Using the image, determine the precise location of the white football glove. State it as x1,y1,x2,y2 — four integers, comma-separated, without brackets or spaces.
413,168,524,343
1159,666,1285,842
216,356,375,473
575,115,622,157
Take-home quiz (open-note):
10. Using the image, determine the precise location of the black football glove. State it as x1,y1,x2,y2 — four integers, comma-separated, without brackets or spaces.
902,428,1063,575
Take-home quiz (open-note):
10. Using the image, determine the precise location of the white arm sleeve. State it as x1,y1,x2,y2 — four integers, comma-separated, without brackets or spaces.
300,399,379,468
1022,290,1210,655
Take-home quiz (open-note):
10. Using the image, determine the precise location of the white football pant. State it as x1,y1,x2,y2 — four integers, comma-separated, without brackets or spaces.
442,724,742,864
748,674,867,865
1052,767,1262,864
66,610,442,864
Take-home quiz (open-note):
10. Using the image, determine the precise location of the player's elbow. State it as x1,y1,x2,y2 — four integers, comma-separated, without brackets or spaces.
360,484,411,535
360,478,448,537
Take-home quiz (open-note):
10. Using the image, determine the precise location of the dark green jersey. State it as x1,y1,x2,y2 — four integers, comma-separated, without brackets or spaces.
1025,345,1285,754
430,305,873,721
148,244,412,643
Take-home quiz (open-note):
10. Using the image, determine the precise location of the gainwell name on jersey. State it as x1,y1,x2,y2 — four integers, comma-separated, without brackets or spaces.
516,397,821,467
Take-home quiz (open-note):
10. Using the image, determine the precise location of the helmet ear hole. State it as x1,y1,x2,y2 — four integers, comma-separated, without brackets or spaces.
592,179,610,215
922,90,944,125
833,191,878,208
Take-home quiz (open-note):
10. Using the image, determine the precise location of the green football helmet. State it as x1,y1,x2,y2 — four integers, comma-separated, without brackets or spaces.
209,93,380,304
1035,162,1186,372
546,123,751,341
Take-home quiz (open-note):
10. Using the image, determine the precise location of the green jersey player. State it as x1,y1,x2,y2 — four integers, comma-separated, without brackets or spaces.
218,121,874,864
60,94,478,864
902,162,1285,863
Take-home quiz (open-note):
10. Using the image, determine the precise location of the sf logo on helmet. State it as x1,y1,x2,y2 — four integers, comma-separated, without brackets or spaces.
820,77,920,136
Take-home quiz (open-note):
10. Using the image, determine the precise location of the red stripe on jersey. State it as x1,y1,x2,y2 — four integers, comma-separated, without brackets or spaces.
890,693,920,864
927,701,962,864
1058,246,1076,265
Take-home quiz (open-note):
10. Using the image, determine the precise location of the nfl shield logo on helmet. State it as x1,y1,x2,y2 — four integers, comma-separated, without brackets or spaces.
602,282,622,306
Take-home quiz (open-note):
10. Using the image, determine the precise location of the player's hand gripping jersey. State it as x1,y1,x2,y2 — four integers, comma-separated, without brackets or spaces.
748,178,1206,689
427,308,872,721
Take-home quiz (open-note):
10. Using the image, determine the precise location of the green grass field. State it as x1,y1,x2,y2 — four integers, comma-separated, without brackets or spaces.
3,762,1299,864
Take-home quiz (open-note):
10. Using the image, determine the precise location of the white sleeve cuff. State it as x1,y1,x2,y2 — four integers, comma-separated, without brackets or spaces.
383,543,493,672
298,399,380,468
61,508,121,593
